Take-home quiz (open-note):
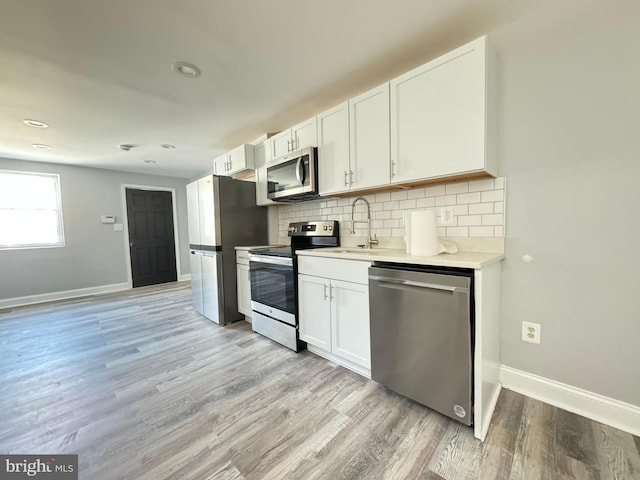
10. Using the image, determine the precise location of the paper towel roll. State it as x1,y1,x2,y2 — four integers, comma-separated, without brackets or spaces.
410,210,438,256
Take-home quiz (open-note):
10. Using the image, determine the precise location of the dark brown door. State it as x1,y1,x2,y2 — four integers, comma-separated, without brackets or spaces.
126,189,178,287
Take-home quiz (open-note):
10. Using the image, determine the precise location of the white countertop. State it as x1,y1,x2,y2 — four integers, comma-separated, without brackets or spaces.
296,247,504,269
234,245,285,251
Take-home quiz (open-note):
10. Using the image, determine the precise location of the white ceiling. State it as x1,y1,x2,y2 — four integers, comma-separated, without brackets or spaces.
0,0,551,179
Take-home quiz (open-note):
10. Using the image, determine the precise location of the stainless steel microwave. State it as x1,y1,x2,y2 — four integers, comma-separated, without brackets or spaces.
267,147,319,202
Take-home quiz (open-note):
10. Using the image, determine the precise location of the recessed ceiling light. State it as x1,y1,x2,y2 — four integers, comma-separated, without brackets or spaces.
23,119,49,128
144,160,156,164
161,144,175,149
172,61,201,78
32,144,52,150
119,144,137,151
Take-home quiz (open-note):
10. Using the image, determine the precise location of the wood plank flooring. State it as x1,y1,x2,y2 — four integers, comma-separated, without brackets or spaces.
1,282,639,480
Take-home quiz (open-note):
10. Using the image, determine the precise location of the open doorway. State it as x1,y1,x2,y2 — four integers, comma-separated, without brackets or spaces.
124,187,178,287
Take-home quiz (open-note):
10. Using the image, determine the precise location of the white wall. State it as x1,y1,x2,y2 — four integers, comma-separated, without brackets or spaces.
0,158,190,301
492,0,640,406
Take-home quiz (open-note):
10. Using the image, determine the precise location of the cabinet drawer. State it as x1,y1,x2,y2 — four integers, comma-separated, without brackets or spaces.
298,256,370,284
236,250,250,265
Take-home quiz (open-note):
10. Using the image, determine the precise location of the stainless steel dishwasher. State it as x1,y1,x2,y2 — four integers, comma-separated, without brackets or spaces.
368,262,474,426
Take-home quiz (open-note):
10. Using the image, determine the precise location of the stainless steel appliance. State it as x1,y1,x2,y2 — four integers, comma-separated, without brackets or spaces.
187,175,268,325
266,147,318,202
368,263,474,426
249,221,339,351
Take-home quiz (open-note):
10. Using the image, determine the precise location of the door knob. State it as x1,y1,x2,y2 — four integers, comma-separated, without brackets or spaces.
129,242,135,247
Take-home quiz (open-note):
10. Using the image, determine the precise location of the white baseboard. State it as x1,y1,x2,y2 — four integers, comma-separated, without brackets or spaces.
500,365,640,437
179,273,191,282
0,283,130,310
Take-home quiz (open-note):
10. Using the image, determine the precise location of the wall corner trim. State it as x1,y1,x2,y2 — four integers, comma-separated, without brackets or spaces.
500,365,640,437
0,283,130,310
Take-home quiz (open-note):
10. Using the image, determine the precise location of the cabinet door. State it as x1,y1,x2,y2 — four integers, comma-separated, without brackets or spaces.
270,129,292,159
292,116,317,151
228,144,255,175
197,175,219,246
213,153,229,176
317,102,350,195
390,37,486,183
236,263,252,317
254,141,273,206
330,280,371,368
186,181,200,245
349,83,390,191
298,274,331,350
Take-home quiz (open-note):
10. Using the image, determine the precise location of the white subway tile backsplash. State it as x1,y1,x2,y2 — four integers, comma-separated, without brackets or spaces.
470,226,495,237
481,189,504,202
277,178,506,241
458,215,482,226
407,188,426,199
425,185,446,197
469,203,494,215
416,197,436,208
446,226,469,237
390,190,408,201
452,204,468,216
373,210,391,220
456,192,482,204
398,199,417,209
482,214,504,226
445,182,469,195
468,178,495,192
384,219,401,228
436,195,457,206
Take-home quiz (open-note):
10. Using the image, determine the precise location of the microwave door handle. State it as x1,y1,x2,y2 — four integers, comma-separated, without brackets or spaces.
295,158,306,185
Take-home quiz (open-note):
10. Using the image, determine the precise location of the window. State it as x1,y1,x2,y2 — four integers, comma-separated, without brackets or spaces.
0,170,65,249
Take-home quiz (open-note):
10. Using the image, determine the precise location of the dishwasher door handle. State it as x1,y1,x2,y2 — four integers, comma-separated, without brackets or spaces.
369,275,468,294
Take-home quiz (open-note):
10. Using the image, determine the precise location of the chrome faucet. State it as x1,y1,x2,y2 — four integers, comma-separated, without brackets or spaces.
350,197,379,249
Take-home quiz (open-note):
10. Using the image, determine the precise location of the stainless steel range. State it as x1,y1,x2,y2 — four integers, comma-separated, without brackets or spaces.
248,221,339,351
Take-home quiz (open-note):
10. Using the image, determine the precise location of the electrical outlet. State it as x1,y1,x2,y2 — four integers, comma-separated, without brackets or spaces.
439,207,455,226
522,321,541,344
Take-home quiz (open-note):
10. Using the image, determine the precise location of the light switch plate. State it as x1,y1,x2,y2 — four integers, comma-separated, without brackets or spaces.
439,207,455,226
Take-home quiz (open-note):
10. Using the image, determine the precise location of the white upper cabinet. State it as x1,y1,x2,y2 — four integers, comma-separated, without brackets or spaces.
317,102,350,195
349,83,391,191
270,116,318,159
254,140,277,206
214,144,255,176
390,36,496,183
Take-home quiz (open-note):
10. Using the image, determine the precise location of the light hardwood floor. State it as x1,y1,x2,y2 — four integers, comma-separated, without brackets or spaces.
1,282,638,480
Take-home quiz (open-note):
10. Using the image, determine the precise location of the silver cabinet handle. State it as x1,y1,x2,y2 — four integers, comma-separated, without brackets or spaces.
323,283,328,300
329,284,334,300
391,161,397,177
344,171,348,187
369,275,467,293
349,170,354,186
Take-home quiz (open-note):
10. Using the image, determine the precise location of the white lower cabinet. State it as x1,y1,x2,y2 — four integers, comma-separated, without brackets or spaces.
236,250,252,319
298,256,371,376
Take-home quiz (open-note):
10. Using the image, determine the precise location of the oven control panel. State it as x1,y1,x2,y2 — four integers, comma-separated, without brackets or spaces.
288,221,339,237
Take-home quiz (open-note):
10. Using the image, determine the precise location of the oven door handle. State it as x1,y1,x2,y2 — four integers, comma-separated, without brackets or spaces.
248,254,293,266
